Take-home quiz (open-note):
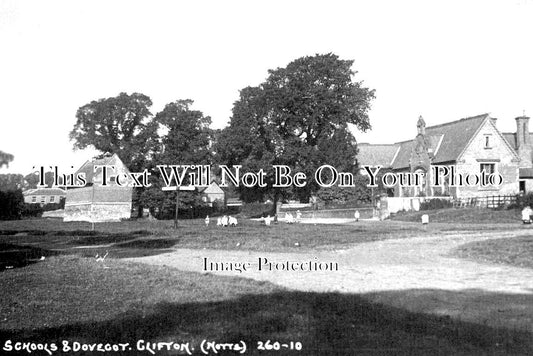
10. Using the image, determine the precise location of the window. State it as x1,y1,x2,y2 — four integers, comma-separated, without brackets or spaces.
40,196,46,203
480,163,495,174
50,196,55,203
31,196,37,203
484,134,492,149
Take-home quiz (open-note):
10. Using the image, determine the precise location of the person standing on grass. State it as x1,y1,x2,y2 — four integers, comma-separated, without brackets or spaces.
522,206,532,224
310,195,318,210
354,210,360,222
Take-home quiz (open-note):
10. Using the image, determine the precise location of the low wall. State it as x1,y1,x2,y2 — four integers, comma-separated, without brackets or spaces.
382,197,453,214
385,197,420,214
64,203,132,222
297,207,374,219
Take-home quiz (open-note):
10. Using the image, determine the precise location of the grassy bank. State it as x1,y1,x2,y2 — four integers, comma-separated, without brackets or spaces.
391,207,521,224
451,236,533,269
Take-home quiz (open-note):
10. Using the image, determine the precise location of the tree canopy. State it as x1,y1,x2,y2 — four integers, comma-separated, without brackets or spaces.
216,53,375,203
139,100,214,215
154,99,213,165
69,92,159,170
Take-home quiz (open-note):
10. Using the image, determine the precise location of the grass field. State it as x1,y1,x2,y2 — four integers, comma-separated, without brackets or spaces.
451,236,533,269
0,218,446,261
0,211,528,259
1,213,532,354
1,255,531,355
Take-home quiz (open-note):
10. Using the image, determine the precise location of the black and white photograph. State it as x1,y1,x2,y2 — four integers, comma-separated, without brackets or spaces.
1,0,533,355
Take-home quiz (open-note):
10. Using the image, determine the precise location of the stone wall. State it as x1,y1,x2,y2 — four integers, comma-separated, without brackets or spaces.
64,202,132,222
64,186,133,222
456,120,519,198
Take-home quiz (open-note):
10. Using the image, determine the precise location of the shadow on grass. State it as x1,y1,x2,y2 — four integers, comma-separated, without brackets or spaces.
68,230,153,245
1,290,531,355
69,238,180,259
0,243,59,270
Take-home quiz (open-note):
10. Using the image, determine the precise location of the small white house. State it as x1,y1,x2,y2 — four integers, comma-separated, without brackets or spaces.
198,181,225,206
23,188,66,205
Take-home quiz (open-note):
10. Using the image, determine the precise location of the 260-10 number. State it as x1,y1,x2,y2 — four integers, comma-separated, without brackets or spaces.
257,340,302,351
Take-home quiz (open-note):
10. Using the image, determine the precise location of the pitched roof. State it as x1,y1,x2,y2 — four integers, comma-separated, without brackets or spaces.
427,114,489,163
359,114,491,170
356,144,399,167
502,132,533,150
197,181,224,193
390,140,415,170
75,153,129,184
24,188,66,196
519,168,533,178
392,114,489,169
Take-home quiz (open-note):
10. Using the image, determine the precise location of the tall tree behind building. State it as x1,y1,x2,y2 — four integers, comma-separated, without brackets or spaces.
216,53,375,205
69,92,160,171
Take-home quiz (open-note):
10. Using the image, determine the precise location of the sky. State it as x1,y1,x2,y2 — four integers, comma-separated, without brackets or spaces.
1,0,533,175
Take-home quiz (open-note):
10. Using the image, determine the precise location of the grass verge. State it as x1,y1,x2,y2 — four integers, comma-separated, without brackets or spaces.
391,207,521,224
451,236,533,269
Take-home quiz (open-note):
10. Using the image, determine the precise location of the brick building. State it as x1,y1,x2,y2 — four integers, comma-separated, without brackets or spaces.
23,188,66,205
64,153,133,222
358,114,533,198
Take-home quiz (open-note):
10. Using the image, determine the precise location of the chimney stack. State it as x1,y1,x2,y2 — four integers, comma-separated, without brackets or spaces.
516,116,531,148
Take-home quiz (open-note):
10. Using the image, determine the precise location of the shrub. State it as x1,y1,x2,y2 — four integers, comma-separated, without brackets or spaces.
239,202,274,218
516,192,533,209
42,201,65,212
420,198,453,211
21,203,44,218
0,190,24,219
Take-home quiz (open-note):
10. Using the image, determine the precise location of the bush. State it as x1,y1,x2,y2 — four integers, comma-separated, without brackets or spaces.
21,203,44,218
239,202,274,218
516,193,533,209
420,198,453,211
42,201,65,212
0,190,24,220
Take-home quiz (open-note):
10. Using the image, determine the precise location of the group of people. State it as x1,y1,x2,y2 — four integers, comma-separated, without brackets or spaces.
205,209,366,227
284,210,302,224
204,215,238,227
258,210,303,226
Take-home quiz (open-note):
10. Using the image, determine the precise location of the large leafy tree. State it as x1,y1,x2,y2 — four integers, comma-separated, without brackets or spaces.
24,171,55,189
216,53,375,205
139,100,214,215
69,92,159,170
0,174,25,191
155,99,213,165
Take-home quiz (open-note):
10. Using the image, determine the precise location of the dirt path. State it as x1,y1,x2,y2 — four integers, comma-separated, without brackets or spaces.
129,230,533,295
